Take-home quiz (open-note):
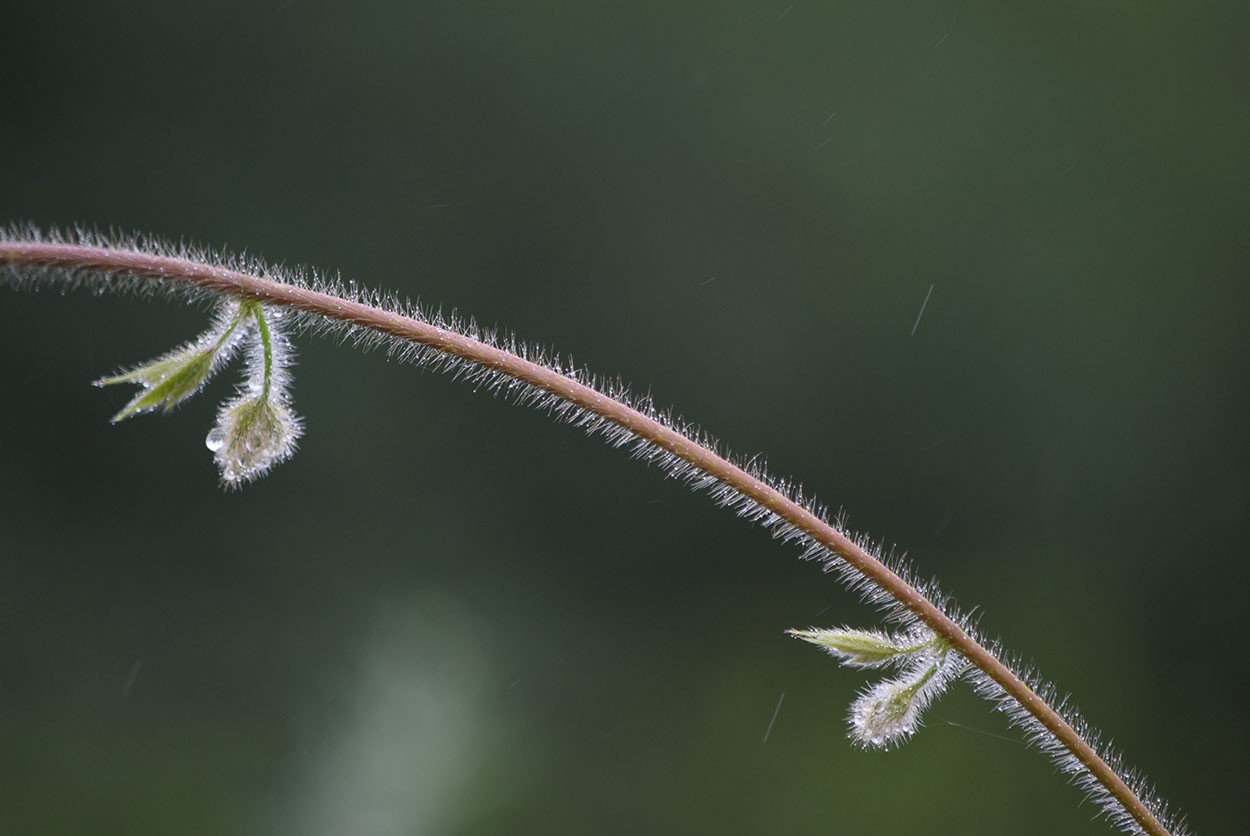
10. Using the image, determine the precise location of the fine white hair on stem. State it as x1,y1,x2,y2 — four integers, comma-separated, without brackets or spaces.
0,225,1189,836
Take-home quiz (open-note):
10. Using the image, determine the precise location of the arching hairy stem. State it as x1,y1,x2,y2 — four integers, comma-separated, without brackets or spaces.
0,238,1179,836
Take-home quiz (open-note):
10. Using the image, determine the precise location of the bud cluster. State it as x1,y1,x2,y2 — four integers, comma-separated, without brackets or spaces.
97,299,302,486
789,625,962,749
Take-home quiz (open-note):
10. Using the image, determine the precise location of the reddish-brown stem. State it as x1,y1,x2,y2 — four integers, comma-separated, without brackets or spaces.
0,240,1171,836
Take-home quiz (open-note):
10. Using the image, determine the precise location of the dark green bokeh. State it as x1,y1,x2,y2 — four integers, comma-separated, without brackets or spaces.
2,2,1246,833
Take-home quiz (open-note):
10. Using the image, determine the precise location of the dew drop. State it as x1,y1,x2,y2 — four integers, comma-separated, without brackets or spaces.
205,428,225,452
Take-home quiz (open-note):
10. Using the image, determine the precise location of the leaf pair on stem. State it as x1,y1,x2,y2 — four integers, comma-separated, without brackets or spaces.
97,299,302,486
789,625,962,748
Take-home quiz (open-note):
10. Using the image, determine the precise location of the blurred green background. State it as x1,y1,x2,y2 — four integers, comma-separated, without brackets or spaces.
1,2,1246,834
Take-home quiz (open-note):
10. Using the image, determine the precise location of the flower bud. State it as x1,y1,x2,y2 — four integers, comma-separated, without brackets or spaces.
207,393,302,486
849,668,933,748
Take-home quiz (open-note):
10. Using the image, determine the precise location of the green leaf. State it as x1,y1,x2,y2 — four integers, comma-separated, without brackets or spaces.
787,627,934,668
103,348,216,421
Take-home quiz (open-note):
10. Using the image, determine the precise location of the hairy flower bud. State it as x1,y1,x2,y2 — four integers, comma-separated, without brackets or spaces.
205,303,302,486
207,394,301,485
849,667,934,748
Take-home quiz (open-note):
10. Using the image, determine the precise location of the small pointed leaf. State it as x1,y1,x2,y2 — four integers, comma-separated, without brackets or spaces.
787,626,934,669
102,349,215,421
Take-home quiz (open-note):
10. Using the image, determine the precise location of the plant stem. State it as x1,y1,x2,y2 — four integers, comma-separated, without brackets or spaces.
216,303,250,351
0,240,1173,836
249,302,274,400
